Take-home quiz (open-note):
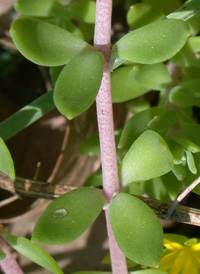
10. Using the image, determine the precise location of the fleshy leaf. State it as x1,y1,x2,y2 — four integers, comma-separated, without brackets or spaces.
0,91,55,141
14,0,54,17
115,19,190,64
1,233,63,274
54,51,103,119
167,0,200,21
109,193,163,267
127,3,164,30
183,154,200,194
69,0,96,23
10,17,92,66
161,172,182,201
173,136,200,153
111,66,149,103
32,188,106,245
143,0,182,15
121,130,174,186
0,138,15,179
126,99,150,114
129,63,172,90
148,110,178,132
186,150,197,174
119,107,163,150
0,248,6,261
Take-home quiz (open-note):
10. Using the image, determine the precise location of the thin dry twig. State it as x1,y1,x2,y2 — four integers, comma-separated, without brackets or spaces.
0,172,200,226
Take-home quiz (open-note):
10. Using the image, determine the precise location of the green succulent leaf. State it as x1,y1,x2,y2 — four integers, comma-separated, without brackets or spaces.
14,0,54,17
127,3,164,30
79,133,100,156
183,154,200,194
111,66,149,103
0,248,6,261
10,17,92,66
109,193,163,267
186,150,197,174
167,0,200,21
126,99,150,114
69,0,96,23
32,188,106,245
1,233,63,274
180,121,200,147
54,51,103,119
119,106,163,150
121,130,174,186
173,136,200,153
84,168,102,187
129,63,172,90
0,138,15,179
148,110,178,132
115,19,190,64
172,164,186,181
161,172,182,201
0,91,55,141
143,0,182,15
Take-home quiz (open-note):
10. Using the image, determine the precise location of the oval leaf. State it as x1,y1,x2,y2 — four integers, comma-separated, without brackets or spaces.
129,63,172,90
109,193,163,267
116,19,190,64
32,188,106,245
54,51,103,119
0,137,15,179
14,0,54,17
2,233,63,274
10,17,92,66
111,66,149,103
127,3,164,30
121,130,174,186
69,0,96,23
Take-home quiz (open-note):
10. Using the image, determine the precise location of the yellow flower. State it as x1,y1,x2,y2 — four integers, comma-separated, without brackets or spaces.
157,234,200,274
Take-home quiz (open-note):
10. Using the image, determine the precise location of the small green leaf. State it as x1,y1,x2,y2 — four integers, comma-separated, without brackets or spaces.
0,248,6,261
1,233,63,274
10,17,92,66
172,164,186,181
186,150,197,174
148,110,178,132
164,233,188,244
167,0,200,21
121,130,174,185
0,138,15,179
79,133,100,156
161,172,182,200
173,136,200,153
14,0,54,17
0,91,55,141
143,0,182,15
183,154,200,194
32,188,106,245
111,66,149,103
69,0,96,23
126,99,150,114
129,63,172,90
119,107,163,150
169,86,200,107
109,193,163,267
54,51,103,119
127,3,164,30
84,168,102,187
116,19,190,64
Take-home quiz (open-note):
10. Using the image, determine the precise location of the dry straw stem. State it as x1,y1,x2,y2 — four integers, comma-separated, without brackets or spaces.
0,172,200,227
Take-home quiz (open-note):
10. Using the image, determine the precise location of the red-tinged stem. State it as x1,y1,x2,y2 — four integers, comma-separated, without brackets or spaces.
94,1,128,273
0,237,24,274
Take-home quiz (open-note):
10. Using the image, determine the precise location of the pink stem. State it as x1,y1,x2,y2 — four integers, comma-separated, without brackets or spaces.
94,0,128,273
0,237,24,274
